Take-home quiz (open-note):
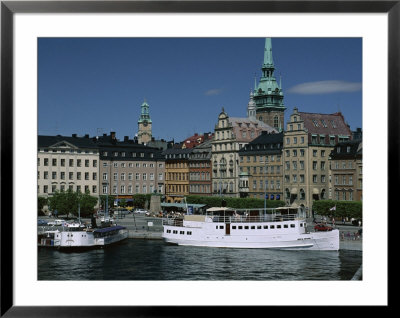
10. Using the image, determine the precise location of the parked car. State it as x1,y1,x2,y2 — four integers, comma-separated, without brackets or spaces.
314,223,333,231
47,219,65,226
114,209,129,215
134,209,148,214
37,219,48,226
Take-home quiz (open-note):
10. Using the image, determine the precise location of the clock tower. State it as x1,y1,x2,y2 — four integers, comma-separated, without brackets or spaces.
137,100,152,144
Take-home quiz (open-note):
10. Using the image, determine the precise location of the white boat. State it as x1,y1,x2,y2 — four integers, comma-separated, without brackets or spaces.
162,206,339,251
38,220,128,249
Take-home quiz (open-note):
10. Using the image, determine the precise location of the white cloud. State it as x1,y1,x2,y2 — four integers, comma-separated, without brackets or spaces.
204,88,223,96
288,80,362,94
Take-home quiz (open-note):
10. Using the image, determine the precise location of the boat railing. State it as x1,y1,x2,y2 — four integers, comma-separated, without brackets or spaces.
162,213,301,226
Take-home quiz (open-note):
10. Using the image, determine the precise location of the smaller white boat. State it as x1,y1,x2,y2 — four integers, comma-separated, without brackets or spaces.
38,219,128,249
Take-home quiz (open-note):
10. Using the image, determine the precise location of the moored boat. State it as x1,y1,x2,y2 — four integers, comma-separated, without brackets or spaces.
38,219,128,249
162,206,339,251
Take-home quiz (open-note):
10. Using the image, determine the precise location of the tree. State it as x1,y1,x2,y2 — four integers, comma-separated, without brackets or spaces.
38,196,48,215
119,198,127,208
312,200,362,220
78,190,98,217
48,189,79,217
47,189,98,218
99,195,115,211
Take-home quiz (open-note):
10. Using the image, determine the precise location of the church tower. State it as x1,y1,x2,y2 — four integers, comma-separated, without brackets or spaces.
137,100,152,144
253,38,286,130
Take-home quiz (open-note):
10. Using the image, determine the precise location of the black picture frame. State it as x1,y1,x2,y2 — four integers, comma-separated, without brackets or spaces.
1,0,396,316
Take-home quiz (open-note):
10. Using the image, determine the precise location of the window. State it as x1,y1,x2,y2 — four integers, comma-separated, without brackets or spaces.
44,158,49,166
85,159,89,167
52,159,57,166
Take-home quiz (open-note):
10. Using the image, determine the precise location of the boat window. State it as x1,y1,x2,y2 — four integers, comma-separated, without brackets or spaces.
284,225,288,228
257,226,262,229
300,223,303,227
290,224,295,228
232,226,237,230
251,226,255,229
238,226,243,230
173,230,178,234
263,225,268,229
219,226,224,229
180,231,184,235
270,225,275,229
277,225,281,229
244,226,249,229
187,231,192,235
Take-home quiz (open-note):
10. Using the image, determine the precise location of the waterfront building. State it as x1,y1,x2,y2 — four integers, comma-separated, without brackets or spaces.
96,132,165,206
329,140,362,202
253,38,286,130
211,108,277,197
37,134,100,200
238,132,284,200
137,100,153,145
189,139,212,196
163,147,193,203
283,107,352,214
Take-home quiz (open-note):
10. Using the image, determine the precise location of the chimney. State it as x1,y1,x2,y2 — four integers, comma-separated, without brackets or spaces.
111,131,116,140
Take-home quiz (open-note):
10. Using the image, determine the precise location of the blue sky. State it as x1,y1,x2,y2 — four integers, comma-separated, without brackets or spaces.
38,37,362,142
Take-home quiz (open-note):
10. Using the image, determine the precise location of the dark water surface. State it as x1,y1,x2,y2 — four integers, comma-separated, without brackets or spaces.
38,239,362,280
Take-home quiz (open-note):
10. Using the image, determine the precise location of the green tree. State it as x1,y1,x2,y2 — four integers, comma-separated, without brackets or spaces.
312,200,362,220
48,189,79,217
119,198,127,208
99,195,115,211
78,190,98,217
38,196,48,215
132,194,151,209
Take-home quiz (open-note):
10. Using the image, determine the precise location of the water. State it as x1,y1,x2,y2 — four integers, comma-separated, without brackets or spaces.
38,239,362,280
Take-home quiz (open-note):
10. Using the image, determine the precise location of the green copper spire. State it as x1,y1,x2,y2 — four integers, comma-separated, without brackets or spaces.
252,37,286,129
138,99,152,123
263,38,274,69
254,38,284,107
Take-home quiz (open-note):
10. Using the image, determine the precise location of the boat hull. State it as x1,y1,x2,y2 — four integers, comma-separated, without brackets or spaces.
162,223,339,251
52,228,128,249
